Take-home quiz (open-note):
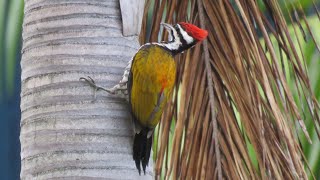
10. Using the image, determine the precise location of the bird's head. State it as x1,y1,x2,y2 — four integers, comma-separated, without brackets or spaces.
160,22,208,54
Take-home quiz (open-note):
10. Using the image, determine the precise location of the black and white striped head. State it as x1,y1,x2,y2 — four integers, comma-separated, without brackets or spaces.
161,22,208,55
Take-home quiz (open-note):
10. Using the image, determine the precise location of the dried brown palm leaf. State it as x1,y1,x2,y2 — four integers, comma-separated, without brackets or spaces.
139,0,320,179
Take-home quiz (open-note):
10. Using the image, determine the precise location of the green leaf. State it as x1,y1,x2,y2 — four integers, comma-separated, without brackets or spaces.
0,0,7,99
5,0,24,96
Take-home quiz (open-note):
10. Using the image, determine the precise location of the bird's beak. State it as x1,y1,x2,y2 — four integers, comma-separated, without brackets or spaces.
160,22,174,31
161,23,174,42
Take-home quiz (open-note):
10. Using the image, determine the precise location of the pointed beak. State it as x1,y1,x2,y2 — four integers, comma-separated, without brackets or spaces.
161,22,175,42
160,22,174,32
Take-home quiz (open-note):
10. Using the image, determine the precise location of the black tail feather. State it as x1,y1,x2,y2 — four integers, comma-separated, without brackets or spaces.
133,129,152,175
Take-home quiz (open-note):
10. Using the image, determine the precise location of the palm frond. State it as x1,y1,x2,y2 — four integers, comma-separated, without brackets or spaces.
140,0,320,179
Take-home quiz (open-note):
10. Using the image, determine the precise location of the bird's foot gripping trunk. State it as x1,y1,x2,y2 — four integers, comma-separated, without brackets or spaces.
133,129,152,175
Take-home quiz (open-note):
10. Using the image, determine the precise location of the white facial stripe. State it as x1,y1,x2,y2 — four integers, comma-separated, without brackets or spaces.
176,24,194,44
172,28,181,44
162,28,182,51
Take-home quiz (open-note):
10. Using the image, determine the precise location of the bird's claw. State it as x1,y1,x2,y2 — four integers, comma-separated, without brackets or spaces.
80,76,96,88
80,76,112,99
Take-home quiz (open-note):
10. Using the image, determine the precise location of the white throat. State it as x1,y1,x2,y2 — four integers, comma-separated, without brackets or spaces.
164,41,182,51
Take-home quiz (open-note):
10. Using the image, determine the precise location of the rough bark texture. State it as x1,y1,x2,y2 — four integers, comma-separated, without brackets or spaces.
20,0,152,179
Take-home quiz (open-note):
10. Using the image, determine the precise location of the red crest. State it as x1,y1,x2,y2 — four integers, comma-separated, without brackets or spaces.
178,22,208,41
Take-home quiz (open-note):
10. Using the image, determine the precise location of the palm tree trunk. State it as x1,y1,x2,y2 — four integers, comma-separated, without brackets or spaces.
20,0,152,179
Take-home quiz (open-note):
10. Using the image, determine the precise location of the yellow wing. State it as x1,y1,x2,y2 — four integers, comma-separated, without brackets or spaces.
129,45,176,128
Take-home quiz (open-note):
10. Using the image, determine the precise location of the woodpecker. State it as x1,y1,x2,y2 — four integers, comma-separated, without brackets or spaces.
81,22,208,174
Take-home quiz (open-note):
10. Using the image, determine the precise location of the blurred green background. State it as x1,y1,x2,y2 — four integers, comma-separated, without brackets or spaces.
0,0,23,179
0,0,318,179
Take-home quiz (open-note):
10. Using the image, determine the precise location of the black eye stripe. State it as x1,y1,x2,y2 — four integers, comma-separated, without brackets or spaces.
170,29,175,41
176,26,187,46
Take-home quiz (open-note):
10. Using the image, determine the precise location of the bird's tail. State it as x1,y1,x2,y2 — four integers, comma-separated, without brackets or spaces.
133,128,152,175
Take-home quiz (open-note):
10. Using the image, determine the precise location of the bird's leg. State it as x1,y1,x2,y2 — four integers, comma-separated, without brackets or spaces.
80,76,129,98
80,59,131,99
80,76,115,99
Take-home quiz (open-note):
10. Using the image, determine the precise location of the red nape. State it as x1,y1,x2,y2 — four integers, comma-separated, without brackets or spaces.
178,22,208,41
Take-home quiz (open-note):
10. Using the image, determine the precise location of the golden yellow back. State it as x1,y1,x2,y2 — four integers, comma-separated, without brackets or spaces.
129,45,176,128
